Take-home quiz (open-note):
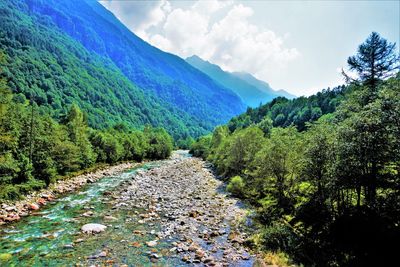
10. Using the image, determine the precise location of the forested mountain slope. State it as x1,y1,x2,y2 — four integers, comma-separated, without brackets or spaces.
27,0,246,126
186,55,294,107
0,0,246,139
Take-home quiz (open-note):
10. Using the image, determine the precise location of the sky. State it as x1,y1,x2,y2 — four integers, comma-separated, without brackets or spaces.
99,0,400,96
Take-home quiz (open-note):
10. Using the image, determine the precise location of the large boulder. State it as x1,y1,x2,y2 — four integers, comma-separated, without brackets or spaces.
81,223,107,234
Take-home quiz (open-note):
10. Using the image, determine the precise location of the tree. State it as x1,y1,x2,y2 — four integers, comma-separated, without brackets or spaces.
344,32,399,92
189,135,212,158
257,116,273,135
213,126,265,177
144,126,174,160
336,78,400,209
252,127,303,220
63,104,96,167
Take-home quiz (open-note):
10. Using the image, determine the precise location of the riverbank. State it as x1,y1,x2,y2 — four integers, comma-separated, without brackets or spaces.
0,162,137,225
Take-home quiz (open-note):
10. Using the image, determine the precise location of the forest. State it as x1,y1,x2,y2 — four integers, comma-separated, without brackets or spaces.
0,0,218,141
190,32,400,266
0,49,174,200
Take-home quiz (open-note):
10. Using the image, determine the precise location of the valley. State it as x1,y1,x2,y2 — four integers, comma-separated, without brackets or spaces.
0,0,398,266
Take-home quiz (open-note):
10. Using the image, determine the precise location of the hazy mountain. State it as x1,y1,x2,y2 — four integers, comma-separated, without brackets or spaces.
186,55,295,107
232,71,296,99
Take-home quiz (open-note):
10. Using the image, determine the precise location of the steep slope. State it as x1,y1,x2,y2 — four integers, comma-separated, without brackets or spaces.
0,0,210,139
26,0,246,126
186,55,295,107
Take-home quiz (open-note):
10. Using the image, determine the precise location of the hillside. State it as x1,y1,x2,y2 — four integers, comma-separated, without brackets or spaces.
227,85,346,132
0,0,246,140
186,55,294,107
30,0,246,127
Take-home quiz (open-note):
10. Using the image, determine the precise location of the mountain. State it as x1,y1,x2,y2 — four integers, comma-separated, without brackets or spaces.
0,0,246,140
232,71,296,100
186,55,295,108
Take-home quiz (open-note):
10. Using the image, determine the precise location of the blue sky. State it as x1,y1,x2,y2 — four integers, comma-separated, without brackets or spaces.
100,0,399,96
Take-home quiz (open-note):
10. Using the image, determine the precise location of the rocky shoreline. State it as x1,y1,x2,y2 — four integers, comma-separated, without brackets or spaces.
105,156,254,266
0,162,136,226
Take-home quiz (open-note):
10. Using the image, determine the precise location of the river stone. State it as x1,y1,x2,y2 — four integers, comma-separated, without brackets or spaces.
81,223,107,233
29,203,40,210
98,251,107,257
146,240,157,247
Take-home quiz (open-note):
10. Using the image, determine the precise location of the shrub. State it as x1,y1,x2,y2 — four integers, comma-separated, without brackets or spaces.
260,222,299,254
227,176,245,197
0,184,21,200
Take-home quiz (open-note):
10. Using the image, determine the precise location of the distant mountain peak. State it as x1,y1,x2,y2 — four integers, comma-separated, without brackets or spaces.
186,55,295,107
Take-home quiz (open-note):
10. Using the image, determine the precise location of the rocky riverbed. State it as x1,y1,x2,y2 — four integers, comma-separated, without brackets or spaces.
107,156,254,266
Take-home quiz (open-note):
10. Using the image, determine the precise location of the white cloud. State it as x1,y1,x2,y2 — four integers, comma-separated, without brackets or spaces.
99,0,299,88
99,0,171,39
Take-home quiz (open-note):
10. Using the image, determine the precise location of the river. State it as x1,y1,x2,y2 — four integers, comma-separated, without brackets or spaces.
0,151,254,266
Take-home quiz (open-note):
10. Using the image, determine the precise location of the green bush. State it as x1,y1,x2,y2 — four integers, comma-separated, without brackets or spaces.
227,176,245,197
189,135,212,158
260,222,298,254
0,184,21,200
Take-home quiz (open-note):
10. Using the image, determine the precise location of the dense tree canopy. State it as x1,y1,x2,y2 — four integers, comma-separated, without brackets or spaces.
0,0,220,142
0,56,174,200
190,33,399,265
227,85,346,132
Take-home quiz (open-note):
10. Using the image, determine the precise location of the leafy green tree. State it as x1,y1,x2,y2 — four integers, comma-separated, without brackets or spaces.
302,118,337,207
257,116,273,135
126,130,149,161
227,176,245,197
336,79,400,208
207,125,229,161
189,135,212,158
89,131,123,164
144,126,174,159
252,127,303,220
212,126,265,177
0,52,20,188
63,104,96,167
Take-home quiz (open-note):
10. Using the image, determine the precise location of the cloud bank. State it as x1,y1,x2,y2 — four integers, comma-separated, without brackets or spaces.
100,0,299,88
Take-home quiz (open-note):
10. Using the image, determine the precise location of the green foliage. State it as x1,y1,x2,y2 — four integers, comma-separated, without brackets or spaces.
191,61,399,265
176,137,195,150
226,176,245,197
189,135,212,158
0,0,210,140
212,126,265,177
0,80,174,201
228,86,347,132
144,126,174,160
259,222,299,254
346,32,399,90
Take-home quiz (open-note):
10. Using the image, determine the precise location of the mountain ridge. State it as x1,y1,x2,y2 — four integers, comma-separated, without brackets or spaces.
186,55,295,107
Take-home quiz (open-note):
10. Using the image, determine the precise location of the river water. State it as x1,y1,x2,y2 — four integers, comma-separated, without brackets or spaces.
0,151,253,266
